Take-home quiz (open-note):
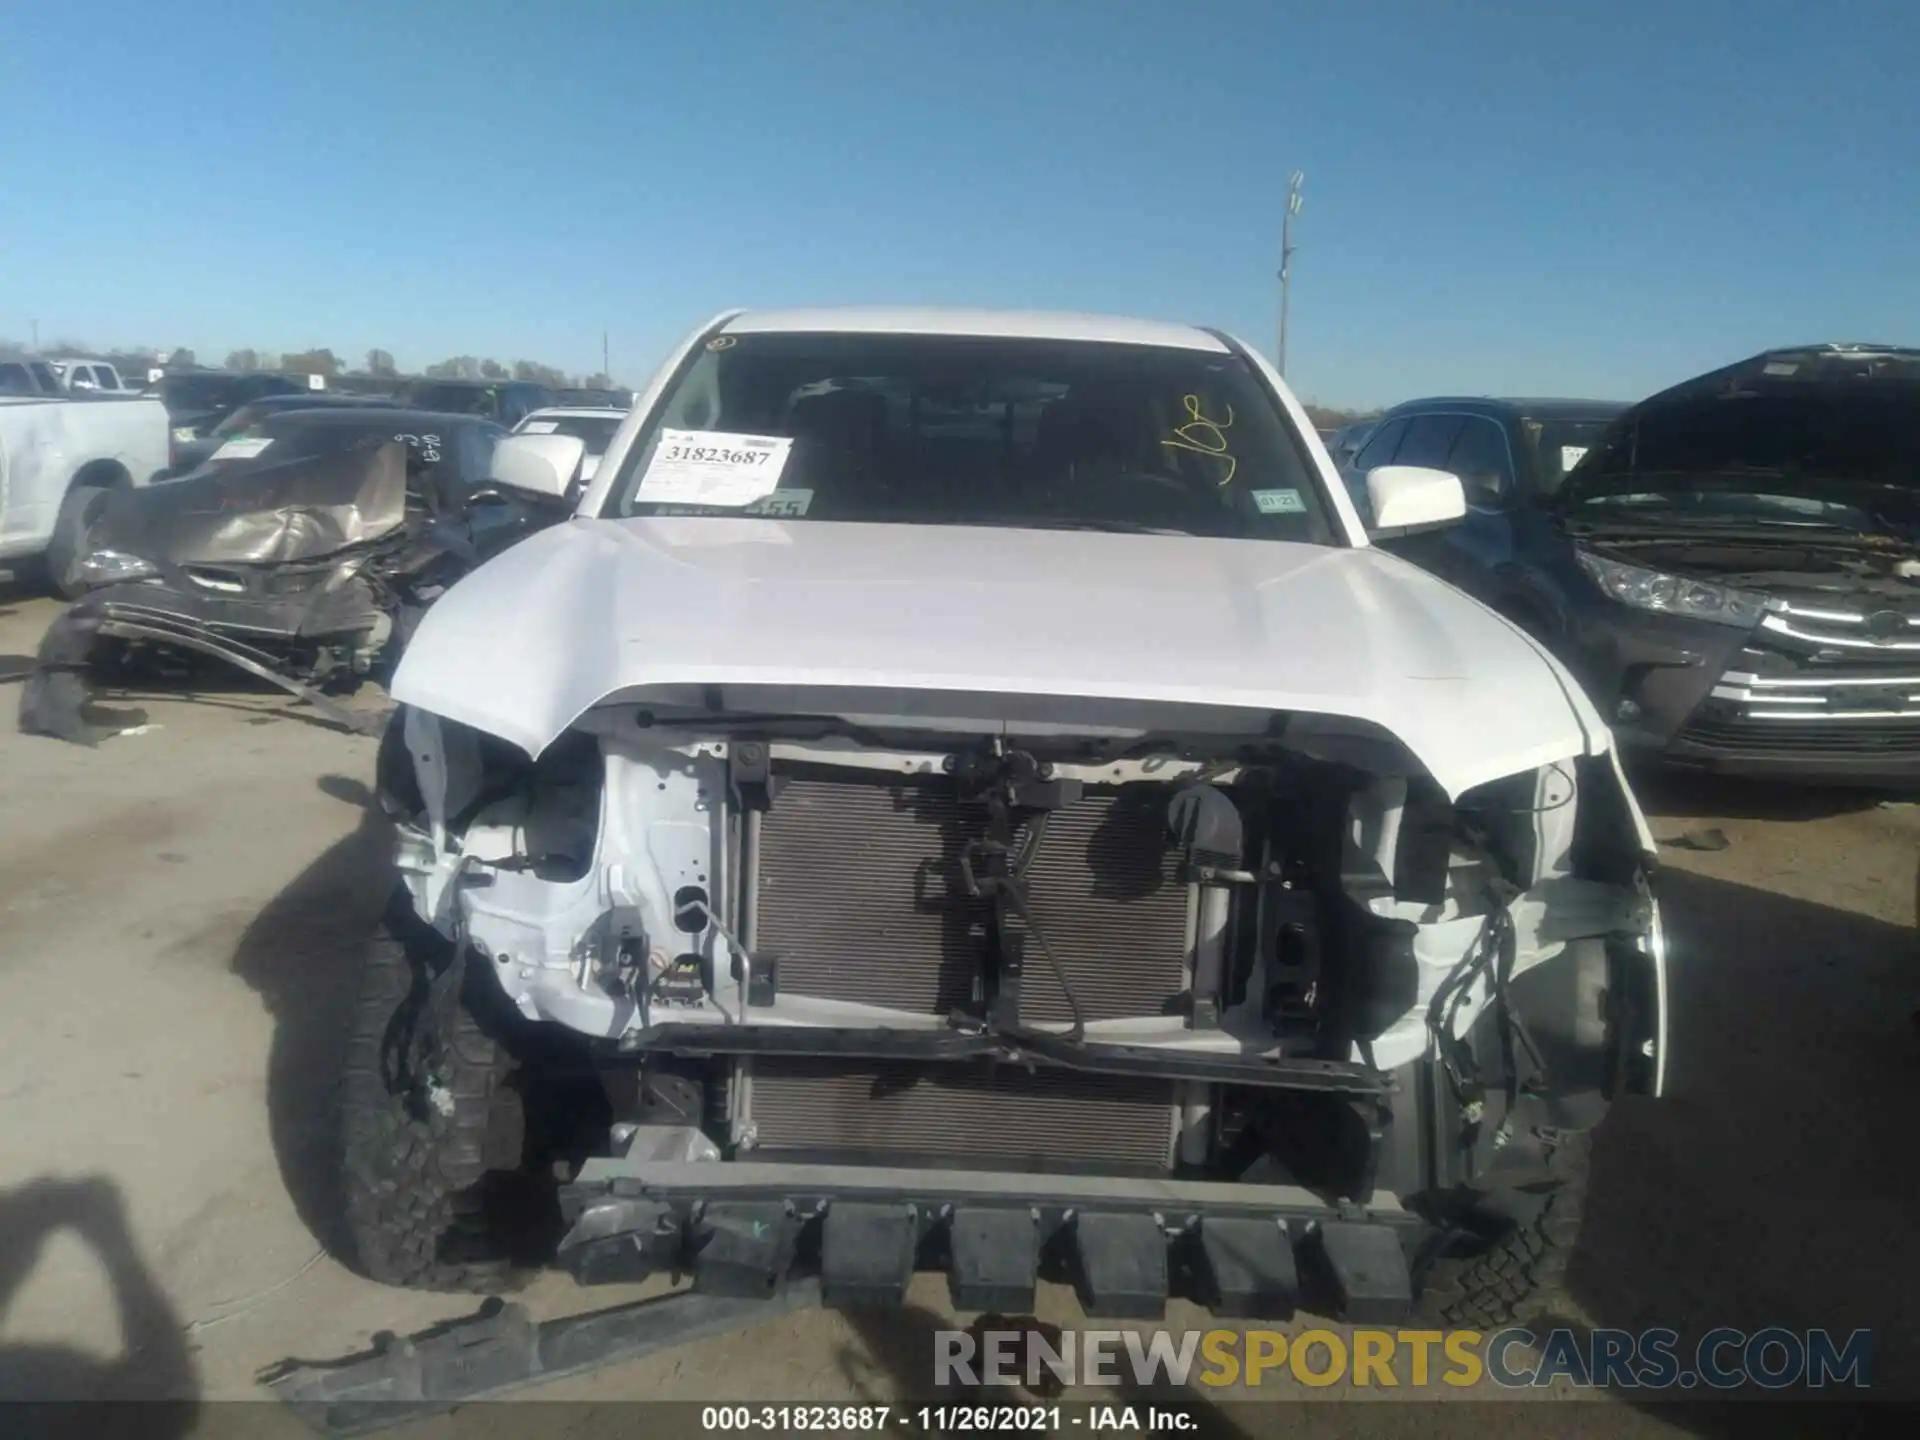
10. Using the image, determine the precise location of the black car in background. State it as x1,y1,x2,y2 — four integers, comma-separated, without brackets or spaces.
391,378,556,427
20,407,571,744
165,391,396,474
1325,417,1378,469
148,371,307,463
1362,347,1920,786
1341,396,1622,523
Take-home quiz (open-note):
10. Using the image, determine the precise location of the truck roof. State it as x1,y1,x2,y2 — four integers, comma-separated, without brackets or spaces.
719,306,1230,353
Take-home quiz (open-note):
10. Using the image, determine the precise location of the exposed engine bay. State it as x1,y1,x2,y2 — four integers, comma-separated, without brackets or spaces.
1579,531,1920,604
390,700,1660,1214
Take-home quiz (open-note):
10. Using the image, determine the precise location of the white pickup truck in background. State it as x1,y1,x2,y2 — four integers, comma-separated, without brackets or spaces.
0,394,170,595
48,357,144,395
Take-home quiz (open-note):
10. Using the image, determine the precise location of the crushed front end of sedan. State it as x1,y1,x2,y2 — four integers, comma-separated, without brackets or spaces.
344,309,1667,1328
18,408,565,744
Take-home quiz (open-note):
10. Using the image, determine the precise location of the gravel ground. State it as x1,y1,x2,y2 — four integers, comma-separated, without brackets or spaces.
1,585,1915,1436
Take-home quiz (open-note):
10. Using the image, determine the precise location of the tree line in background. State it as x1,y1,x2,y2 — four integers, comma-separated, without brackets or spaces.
5,338,616,391
1300,403,1380,430
219,346,615,390
8,336,1365,420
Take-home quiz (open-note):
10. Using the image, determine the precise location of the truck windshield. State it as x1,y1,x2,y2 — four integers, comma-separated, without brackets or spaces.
605,332,1337,544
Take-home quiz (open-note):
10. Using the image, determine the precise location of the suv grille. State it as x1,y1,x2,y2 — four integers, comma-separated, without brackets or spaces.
1693,599,1920,751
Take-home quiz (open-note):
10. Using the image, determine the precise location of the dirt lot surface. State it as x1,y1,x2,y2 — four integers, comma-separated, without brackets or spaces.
2,585,1916,1436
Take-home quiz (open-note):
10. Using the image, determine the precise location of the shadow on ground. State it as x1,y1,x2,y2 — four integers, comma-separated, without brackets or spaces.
1632,768,1889,823
1566,866,1920,1424
228,775,394,1269
0,1174,199,1435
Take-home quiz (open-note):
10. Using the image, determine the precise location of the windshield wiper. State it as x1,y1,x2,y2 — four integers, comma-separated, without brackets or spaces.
989,517,1198,537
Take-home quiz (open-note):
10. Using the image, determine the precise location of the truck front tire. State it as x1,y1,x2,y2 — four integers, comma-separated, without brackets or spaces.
340,897,537,1292
1417,1129,1591,1327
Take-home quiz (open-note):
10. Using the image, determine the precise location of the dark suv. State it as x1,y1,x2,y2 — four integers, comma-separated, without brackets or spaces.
150,371,309,465
1353,352,1920,787
1340,395,1624,619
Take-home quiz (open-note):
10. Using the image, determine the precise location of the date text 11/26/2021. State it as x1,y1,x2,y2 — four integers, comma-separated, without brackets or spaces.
701,1405,1197,1432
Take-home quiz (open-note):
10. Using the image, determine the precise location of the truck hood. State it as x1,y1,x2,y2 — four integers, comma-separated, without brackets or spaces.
393,518,1609,798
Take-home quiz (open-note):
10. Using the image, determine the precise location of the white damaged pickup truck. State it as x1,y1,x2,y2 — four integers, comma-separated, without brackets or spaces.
0,393,170,595
345,308,1667,1329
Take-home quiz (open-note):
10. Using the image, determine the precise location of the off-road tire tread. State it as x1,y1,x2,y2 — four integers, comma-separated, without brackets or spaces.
340,904,526,1292
1420,1132,1591,1328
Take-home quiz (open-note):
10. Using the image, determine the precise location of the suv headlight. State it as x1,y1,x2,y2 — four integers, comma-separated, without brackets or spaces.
1576,550,1768,627
78,550,159,586
171,425,198,443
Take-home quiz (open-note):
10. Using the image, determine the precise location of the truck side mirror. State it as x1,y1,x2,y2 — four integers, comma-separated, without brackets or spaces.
489,433,585,501
1366,465,1468,538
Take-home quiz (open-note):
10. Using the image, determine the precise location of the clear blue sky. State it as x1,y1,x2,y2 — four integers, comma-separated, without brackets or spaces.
2,0,1912,408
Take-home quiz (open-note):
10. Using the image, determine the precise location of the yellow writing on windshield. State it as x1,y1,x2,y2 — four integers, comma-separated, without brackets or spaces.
1161,393,1237,486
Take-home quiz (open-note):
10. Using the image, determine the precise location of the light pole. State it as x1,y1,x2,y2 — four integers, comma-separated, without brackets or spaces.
1277,171,1303,377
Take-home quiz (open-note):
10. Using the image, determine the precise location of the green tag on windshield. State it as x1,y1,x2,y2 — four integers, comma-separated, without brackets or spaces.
1253,488,1305,514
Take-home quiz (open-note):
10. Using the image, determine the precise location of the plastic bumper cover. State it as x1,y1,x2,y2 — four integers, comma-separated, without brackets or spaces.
16,591,382,744
557,1158,1423,1324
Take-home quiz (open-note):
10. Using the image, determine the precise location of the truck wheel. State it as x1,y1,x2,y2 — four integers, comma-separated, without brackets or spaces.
340,896,541,1292
44,482,111,600
1417,1130,1591,1327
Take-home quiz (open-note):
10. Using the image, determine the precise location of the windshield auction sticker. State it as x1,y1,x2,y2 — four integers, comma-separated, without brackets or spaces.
637,429,793,507
212,435,274,461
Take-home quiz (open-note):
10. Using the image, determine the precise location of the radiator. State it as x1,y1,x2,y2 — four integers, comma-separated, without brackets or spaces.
1015,785,1192,1024
746,1057,1175,1173
754,766,1193,1024
755,768,989,1015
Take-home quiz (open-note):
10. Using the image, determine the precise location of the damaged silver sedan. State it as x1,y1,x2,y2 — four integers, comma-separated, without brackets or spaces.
18,407,574,743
